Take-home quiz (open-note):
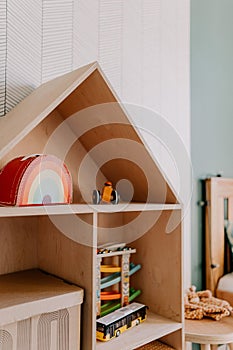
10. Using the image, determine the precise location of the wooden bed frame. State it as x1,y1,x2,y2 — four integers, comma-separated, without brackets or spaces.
205,177,233,295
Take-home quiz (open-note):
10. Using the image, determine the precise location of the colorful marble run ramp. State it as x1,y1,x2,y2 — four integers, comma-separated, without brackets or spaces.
96,246,141,317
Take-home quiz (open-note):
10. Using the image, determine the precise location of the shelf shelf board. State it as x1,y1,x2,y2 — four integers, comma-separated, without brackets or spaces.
0,203,93,217
0,203,181,217
92,203,181,213
96,312,182,350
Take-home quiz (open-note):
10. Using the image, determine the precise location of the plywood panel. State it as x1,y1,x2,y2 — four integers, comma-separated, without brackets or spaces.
130,210,182,323
0,217,38,275
57,69,119,118
37,214,96,350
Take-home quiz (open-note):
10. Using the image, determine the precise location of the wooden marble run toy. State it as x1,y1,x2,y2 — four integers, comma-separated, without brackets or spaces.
92,181,119,204
96,243,141,320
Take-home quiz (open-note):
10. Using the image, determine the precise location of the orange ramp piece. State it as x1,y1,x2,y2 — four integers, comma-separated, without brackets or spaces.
101,291,121,300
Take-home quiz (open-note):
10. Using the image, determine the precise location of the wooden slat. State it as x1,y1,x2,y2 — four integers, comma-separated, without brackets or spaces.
205,177,233,293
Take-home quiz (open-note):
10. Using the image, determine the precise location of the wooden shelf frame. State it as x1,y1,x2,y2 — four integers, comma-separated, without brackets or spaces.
0,62,183,349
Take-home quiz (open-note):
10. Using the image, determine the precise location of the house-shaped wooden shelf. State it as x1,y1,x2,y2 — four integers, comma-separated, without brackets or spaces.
0,62,183,349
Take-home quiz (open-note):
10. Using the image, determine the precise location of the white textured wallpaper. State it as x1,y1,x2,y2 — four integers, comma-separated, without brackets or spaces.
6,0,41,112
42,0,73,82
0,0,190,140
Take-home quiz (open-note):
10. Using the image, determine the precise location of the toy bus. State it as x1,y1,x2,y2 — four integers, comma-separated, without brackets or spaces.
96,302,147,341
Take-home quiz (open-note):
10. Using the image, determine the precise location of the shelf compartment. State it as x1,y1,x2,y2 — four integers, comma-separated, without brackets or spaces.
96,312,182,350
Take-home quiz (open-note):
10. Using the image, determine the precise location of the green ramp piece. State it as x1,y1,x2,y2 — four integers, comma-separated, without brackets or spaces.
101,263,141,290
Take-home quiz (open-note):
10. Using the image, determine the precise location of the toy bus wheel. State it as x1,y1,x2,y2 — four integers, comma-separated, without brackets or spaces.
136,319,140,326
116,330,121,337
93,190,101,204
111,190,119,204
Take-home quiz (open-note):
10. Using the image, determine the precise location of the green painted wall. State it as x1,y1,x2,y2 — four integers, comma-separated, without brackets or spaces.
191,0,233,290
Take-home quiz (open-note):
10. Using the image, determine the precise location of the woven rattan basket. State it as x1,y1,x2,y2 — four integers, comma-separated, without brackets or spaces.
135,340,174,349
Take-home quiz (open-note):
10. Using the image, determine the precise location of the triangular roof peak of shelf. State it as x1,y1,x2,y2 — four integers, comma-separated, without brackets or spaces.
0,61,179,205
0,62,103,159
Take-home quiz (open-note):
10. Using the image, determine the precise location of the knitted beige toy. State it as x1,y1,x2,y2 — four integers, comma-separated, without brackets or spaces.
184,286,232,321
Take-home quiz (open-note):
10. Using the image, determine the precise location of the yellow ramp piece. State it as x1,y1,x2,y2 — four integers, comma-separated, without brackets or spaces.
100,265,121,273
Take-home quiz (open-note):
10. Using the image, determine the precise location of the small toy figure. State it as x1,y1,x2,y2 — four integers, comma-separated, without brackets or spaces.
92,181,119,204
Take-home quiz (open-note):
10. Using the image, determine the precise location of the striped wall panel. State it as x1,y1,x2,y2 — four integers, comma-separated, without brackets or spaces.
6,0,42,113
72,0,98,69
41,0,73,83
121,0,142,104
0,0,190,156
98,0,123,96
141,0,161,110
0,0,6,116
